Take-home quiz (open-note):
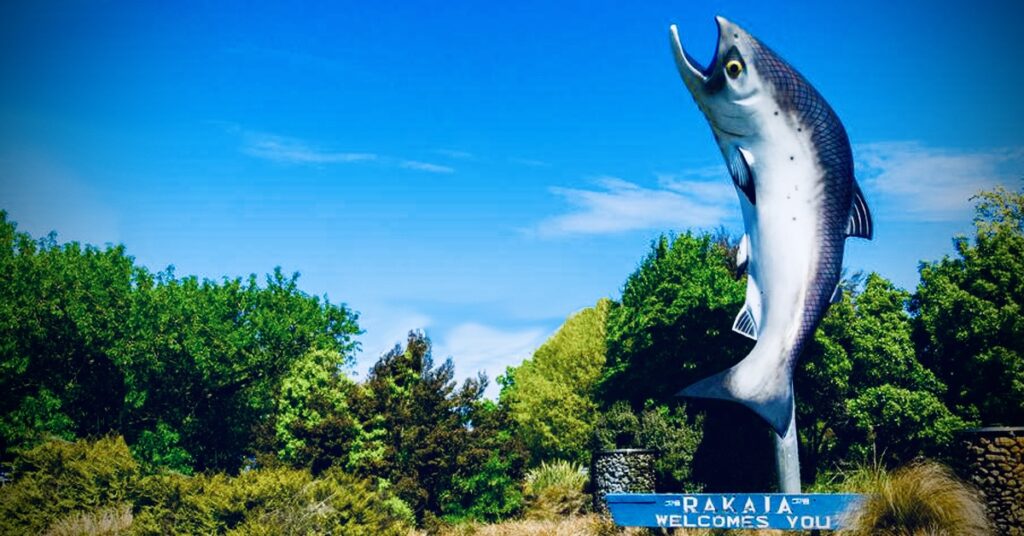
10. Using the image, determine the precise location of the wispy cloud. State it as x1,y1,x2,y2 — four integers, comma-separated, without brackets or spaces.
400,160,455,174
435,322,550,398
537,171,735,236
856,142,1024,221
232,128,457,173
241,131,377,165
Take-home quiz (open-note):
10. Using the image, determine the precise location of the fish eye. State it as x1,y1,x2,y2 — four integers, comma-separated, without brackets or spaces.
726,60,744,79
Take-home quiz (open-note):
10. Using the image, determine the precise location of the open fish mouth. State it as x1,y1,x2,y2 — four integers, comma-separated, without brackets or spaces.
669,18,725,88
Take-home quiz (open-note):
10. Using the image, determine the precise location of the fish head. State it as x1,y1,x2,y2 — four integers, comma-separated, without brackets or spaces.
669,16,775,142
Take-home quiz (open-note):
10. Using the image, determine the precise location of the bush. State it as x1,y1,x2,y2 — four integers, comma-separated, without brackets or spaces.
129,466,411,535
838,460,991,536
522,460,589,520
0,436,139,535
591,401,703,490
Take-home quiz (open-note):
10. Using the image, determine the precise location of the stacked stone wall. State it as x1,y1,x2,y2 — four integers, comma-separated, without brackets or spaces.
590,449,656,514
961,427,1024,535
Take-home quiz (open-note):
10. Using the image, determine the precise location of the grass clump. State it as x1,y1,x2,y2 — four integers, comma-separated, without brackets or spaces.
522,460,589,520
44,503,134,536
838,460,991,536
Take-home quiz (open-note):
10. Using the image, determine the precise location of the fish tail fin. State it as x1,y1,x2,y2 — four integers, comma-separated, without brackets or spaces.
676,355,794,437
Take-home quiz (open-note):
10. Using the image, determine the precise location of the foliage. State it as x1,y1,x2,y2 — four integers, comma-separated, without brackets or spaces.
0,435,411,535
912,186,1024,425
501,299,611,466
591,400,703,490
273,348,370,474
600,233,747,405
522,460,589,520
845,385,966,463
0,436,139,535
352,331,526,524
796,273,967,474
0,212,362,472
130,422,193,475
837,460,991,536
129,466,410,536
597,232,766,491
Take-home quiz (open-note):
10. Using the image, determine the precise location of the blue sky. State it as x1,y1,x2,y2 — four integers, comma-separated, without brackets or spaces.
2,0,1022,395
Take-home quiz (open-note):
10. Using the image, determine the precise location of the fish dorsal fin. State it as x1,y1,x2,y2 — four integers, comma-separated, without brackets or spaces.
846,181,873,240
728,146,756,205
732,302,759,341
735,234,749,277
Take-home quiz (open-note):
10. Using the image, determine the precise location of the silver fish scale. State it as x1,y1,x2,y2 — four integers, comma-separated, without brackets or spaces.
748,38,854,367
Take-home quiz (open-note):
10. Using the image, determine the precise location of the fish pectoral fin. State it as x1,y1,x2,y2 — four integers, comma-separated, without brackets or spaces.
846,180,873,240
732,303,759,340
735,234,749,278
728,146,756,205
831,284,843,304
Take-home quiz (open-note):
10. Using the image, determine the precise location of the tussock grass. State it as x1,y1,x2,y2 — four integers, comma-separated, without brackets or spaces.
838,460,992,536
44,503,134,536
435,514,797,536
522,460,590,520
436,514,640,536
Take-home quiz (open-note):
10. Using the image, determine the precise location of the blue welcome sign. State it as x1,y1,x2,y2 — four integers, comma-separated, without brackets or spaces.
606,493,863,531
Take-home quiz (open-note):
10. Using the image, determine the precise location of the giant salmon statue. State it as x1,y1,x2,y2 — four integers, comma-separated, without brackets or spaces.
669,17,873,489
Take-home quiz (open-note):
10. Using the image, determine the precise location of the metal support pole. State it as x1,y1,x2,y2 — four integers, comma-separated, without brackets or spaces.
773,399,801,493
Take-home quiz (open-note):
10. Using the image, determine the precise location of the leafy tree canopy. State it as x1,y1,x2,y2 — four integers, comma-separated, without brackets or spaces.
912,187,1024,425
501,298,611,466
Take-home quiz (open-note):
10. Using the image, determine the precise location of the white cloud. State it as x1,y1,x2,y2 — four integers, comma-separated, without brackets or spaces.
233,128,457,174
538,173,735,236
435,322,550,398
856,142,1023,221
241,132,377,164
399,160,455,174
0,150,120,246
353,305,431,378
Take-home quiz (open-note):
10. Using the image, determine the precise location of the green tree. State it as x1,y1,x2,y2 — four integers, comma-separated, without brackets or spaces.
273,348,375,474
0,213,133,455
600,232,747,405
0,213,363,472
500,298,611,466
912,187,1024,425
598,232,772,491
797,273,966,475
353,331,525,524
440,399,527,523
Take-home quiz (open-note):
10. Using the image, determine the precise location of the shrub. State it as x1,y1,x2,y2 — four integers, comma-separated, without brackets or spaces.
838,460,991,536
591,401,703,490
0,436,139,535
128,466,411,535
522,460,589,520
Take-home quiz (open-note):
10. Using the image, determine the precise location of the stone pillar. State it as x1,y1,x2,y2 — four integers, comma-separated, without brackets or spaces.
960,427,1024,535
591,448,656,515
